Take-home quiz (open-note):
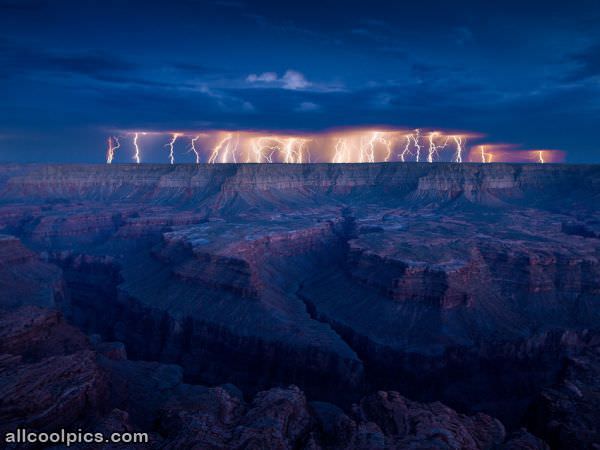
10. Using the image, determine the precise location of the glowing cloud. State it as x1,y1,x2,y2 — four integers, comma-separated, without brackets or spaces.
106,128,565,164
467,144,564,164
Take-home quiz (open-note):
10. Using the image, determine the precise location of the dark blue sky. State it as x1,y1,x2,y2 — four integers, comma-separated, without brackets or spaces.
1,0,599,162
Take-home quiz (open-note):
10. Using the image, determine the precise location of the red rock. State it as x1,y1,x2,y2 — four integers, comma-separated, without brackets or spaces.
0,305,88,359
0,350,107,433
0,235,64,310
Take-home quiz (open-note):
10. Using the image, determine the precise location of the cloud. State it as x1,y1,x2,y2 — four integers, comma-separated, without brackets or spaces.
247,71,278,83
295,101,320,112
565,43,600,81
0,39,222,88
242,101,255,111
246,69,311,90
282,70,310,89
0,39,166,86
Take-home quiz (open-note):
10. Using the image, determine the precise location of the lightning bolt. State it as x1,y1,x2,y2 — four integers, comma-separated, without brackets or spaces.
359,134,375,163
452,135,465,163
427,132,449,163
298,138,310,163
209,133,233,164
283,138,295,163
232,134,240,163
282,137,310,163
220,133,240,163
400,136,411,162
165,133,181,165
132,132,144,164
332,138,349,163
380,135,393,162
479,145,493,163
250,138,260,162
250,137,282,163
106,136,120,164
358,131,395,163
400,129,422,162
105,129,562,164
190,136,201,164
413,130,422,162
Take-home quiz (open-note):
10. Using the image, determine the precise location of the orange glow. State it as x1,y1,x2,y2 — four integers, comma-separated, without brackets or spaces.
109,129,564,164
479,145,493,163
468,144,565,163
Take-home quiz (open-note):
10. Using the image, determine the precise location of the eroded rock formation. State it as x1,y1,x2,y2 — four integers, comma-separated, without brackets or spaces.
0,163,598,448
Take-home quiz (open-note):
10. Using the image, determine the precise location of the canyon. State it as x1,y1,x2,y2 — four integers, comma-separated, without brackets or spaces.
0,162,598,449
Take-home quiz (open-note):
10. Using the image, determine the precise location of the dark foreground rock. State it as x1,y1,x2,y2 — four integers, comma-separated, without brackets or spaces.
0,307,106,435
526,344,600,449
0,305,552,449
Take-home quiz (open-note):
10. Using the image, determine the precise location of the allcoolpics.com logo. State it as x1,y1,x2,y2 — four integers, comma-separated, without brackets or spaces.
4,429,149,447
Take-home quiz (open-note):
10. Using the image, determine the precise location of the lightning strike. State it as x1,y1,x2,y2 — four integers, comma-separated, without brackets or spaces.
209,134,231,164
165,133,181,165
190,136,201,164
359,134,375,163
253,137,281,163
106,136,120,164
400,136,411,162
248,136,308,163
452,136,465,163
427,132,449,163
220,133,239,163
132,132,144,164
380,135,393,162
332,138,349,163
231,134,240,163
283,137,309,163
413,130,422,162
106,129,564,164
479,145,493,163
400,129,422,162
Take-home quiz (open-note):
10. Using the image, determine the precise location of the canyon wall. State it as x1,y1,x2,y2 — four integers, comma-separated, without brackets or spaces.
0,163,596,205
0,163,599,448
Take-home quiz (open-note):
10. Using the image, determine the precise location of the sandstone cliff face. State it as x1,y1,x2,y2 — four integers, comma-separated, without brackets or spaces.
0,234,64,310
161,218,343,297
0,163,596,205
